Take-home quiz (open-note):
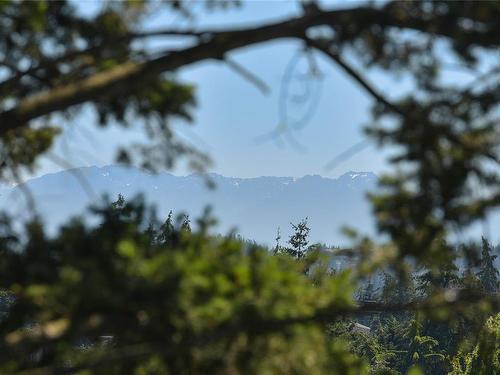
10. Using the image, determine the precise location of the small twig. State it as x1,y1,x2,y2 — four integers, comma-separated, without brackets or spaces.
0,29,203,94
304,36,406,117
224,57,270,94
127,29,205,39
324,140,371,171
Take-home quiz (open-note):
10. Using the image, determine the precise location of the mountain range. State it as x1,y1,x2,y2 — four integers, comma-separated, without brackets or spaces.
0,166,379,246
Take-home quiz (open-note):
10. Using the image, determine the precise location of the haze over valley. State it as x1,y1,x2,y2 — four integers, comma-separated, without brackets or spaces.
0,166,378,246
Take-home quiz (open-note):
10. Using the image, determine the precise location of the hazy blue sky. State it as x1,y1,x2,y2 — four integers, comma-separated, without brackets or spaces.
11,1,498,243
34,1,473,180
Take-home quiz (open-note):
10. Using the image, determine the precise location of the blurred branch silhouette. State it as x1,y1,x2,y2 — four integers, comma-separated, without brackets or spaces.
0,1,499,373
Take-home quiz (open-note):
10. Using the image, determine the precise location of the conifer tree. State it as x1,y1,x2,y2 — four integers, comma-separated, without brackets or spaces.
111,194,125,210
180,214,191,233
144,223,158,244
158,210,175,246
287,218,310,259
0,1,499,372
461,267,482,291
273,226,282,255
477,237,499,294
358,278,378,302
416,261,460,297
449,313,500,375
403,317,445,372
382,272,415,305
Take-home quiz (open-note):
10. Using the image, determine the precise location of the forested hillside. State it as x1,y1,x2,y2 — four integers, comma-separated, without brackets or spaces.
0,1,498,374
0,166,377,245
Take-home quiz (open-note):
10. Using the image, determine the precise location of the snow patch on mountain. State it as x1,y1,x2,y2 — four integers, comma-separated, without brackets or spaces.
0,166,380,246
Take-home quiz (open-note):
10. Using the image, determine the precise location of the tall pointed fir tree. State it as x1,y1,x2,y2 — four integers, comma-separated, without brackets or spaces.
180,214,191,233
158,210,175,246
287,218,310,259
273,226,282,255
477,237,499,294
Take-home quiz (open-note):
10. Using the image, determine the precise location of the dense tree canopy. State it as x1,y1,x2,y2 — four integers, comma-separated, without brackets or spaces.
0,197,365,373
0,0,499,373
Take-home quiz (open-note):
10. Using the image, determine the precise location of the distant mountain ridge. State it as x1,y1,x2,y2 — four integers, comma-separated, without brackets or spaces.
0,166,378,246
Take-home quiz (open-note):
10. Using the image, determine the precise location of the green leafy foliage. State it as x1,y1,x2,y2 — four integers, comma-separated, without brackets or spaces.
449,313,500,375
0,197,365,374
0,0,499,373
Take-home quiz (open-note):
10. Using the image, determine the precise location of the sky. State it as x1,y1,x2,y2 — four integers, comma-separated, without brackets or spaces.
9,0,499,243
32,0,472,180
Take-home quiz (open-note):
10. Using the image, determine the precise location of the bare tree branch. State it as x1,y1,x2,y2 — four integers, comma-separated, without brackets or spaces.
1,5,497,133
0,30,204,94
303,37,405,117
224,57,270,94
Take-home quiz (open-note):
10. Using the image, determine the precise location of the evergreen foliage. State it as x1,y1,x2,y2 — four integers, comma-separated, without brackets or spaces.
477,237,499,294
180,215,191,233
157,210,175,246
285,218,310,259
449,313,500,375
0,0,498,373
0,197,366,374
